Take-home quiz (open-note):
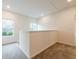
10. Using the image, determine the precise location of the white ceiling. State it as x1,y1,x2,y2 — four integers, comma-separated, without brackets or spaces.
2,0,76,18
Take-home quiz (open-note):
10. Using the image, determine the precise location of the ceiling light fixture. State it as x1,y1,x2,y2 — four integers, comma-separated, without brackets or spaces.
67,0,72,2
7,5,10,9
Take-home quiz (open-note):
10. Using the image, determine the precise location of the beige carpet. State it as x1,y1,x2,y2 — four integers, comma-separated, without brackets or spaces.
2,43,28,59
32,43,76,59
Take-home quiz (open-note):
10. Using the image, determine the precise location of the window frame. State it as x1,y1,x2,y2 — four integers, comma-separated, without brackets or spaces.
2,18,15,37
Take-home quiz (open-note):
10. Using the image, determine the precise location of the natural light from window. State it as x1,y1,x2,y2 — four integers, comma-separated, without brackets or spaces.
2,18,14,36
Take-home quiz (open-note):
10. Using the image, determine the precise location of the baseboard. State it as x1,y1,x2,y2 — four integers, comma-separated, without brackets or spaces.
31,42,76,59
2,42,17,46
56,42,76,48
31,42,57,59
19,46,29,59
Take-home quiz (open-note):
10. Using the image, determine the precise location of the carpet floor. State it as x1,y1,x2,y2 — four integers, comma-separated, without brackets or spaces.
32,43,76,59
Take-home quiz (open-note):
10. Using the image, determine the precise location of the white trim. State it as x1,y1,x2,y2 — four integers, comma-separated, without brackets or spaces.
58,41,76,47
19,46,29,59
30,41,75,58
31,42,56,58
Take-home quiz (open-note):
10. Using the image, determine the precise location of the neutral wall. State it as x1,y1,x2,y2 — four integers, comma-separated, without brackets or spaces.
2,10,37,44
30,30,58,58
2,10,37,58
2,6,76,58
37,7,76,46
2,10,21,44
37,14,58,30
56,7,76,46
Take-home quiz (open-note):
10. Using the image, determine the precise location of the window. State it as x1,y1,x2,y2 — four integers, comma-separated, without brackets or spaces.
2,18,14,36
30,23,43,31
30,23,38,30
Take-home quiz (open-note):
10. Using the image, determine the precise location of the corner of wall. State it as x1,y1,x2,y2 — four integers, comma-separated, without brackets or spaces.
19,45,29,59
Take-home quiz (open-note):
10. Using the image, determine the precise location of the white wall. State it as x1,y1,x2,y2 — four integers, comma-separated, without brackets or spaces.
30,31,58,58
2,6,76,58
56,7,76,46
2,10,21,44
37,15,58,30
2,10,37,58
37,7,76,46
2,10,37,44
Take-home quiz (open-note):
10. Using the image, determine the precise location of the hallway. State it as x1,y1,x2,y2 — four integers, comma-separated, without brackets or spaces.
2,43,28,59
